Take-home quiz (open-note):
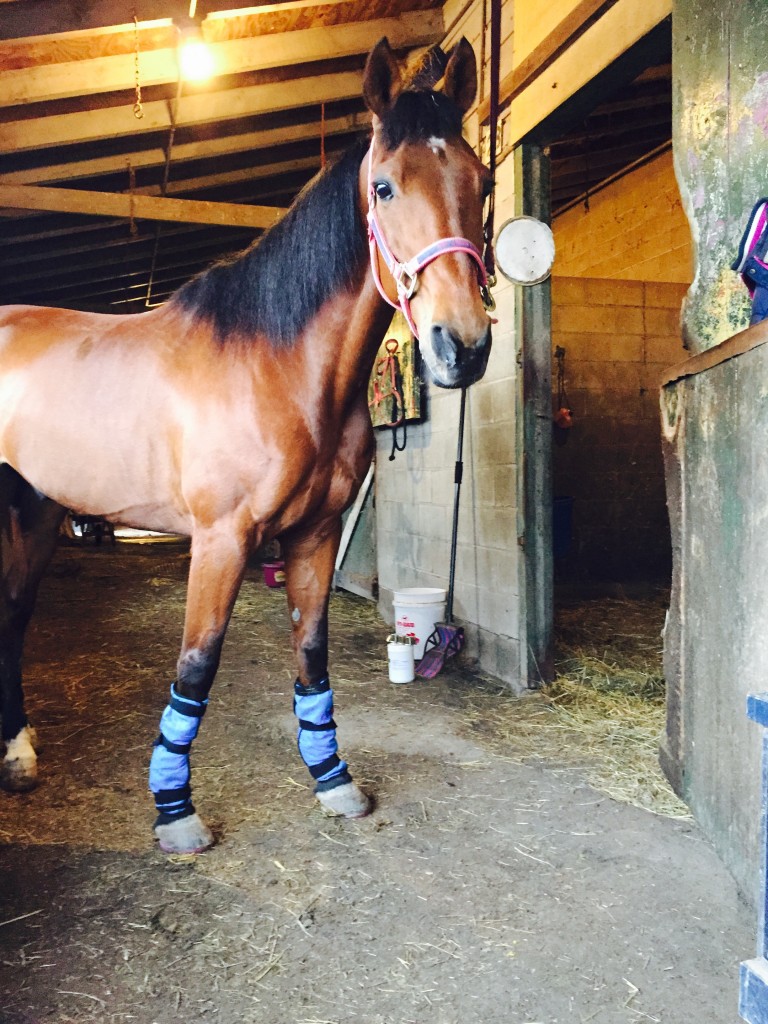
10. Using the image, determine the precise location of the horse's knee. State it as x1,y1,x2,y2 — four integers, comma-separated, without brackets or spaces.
176,643,222,702
1,725,38,792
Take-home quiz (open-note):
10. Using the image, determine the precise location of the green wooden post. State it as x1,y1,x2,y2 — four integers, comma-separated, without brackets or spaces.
515,143,554,686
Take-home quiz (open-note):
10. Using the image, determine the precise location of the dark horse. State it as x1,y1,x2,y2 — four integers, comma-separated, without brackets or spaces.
0,38,493,853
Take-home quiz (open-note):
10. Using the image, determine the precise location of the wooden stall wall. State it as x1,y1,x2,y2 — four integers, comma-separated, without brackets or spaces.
661,0,768,908
661,329,768,907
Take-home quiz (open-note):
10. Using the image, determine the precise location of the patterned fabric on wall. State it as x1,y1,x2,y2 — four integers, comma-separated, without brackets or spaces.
368,311,422,428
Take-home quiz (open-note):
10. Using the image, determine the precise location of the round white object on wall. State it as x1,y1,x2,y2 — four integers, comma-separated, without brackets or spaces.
494,216,555,285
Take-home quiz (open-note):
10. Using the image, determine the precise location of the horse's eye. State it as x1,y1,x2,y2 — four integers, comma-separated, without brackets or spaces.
374,181,394,201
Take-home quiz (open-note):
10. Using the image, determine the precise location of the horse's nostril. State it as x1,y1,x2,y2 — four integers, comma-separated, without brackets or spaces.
431,324,460,368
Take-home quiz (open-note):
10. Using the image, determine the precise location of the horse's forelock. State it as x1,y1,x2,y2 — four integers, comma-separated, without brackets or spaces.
378,90,464,151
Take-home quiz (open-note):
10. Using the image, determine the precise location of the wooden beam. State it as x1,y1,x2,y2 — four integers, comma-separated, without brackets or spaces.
0,111,370,187
477,0,620,123
0,183,287,227
0,70,365,152
1,11,443,106
500,0,671,149
137,151,344,199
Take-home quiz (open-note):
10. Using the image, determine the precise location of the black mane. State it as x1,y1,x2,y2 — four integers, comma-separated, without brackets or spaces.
172,90,465,347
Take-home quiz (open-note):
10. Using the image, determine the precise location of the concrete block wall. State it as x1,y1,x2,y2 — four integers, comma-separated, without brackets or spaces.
551,277,687,581
553,151,693,284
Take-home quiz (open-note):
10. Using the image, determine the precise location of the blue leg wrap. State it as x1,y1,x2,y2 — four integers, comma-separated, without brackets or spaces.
149,684,208,823
294,679,350,791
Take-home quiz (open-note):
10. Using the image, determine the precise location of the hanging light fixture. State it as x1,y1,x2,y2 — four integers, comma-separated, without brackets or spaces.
177,0,214,82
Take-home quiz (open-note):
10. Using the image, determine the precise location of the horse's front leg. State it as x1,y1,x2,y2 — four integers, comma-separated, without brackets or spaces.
282,518,371,819
150,521,249,854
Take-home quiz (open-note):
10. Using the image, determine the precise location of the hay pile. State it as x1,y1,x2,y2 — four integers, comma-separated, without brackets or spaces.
455,593,690,819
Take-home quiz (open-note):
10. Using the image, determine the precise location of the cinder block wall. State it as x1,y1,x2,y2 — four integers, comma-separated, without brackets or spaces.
551,278,687,581
554,150,692,283
550,150,691,583
375,151,523,686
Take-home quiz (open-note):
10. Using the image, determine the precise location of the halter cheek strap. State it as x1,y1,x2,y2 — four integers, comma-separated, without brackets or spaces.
366,140,490,340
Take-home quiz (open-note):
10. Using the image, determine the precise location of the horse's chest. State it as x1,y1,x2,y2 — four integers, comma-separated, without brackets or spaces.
277,415,370,526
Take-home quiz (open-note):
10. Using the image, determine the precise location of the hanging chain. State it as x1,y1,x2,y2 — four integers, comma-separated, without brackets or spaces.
133,13,144,119
128,160,138,237
320,101,326,169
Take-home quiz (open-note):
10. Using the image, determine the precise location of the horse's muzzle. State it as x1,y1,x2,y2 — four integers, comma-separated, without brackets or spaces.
429,322,492,389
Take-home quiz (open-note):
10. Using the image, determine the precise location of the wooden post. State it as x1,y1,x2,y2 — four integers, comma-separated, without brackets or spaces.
515,143,554,686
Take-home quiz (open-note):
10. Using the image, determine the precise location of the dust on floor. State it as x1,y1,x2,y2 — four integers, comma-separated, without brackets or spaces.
0,543,753,1024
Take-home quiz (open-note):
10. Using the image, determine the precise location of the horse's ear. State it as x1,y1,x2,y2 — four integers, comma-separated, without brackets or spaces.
363,37,403,117
442,37,477,114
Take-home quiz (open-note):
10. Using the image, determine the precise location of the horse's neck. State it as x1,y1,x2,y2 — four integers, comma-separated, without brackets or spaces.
293,274,391,418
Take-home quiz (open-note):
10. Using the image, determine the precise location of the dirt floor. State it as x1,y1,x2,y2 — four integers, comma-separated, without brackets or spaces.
0,541,753,1024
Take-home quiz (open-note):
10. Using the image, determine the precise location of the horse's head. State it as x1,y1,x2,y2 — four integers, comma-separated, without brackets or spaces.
363,37,493,389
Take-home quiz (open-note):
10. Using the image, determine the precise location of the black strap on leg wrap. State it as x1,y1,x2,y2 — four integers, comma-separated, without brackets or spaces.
153,783,194,816
307,753,343,780
314,770,353,793
170,689,207,717
295,717,337,731
294,677,330,697
155,733,193,754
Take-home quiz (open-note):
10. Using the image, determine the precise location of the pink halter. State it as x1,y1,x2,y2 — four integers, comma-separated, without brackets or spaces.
366,139,489,339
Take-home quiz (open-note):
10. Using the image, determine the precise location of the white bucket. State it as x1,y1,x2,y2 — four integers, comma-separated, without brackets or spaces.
393,587,447,660
386,635,416,684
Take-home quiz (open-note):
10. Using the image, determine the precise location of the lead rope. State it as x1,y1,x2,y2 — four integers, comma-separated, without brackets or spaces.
483,0,502,294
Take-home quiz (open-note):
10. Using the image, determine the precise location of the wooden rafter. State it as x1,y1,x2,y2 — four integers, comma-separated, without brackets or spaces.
2,11,443,105
0,183,287,227
0,110,371,186
1,69,365,151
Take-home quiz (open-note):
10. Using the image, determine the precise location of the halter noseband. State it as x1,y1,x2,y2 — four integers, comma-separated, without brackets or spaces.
366,140,492,340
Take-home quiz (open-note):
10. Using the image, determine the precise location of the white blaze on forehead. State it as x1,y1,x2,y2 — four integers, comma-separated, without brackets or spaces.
428,137,447,154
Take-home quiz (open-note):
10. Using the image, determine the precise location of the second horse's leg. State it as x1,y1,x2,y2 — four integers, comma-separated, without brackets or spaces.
0,467,66,790
149,523,249,853
282,519,371,818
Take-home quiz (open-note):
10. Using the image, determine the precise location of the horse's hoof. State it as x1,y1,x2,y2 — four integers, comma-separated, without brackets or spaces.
154,812,214,854
316,781,372,819
0,757,38,793
1,727,39,792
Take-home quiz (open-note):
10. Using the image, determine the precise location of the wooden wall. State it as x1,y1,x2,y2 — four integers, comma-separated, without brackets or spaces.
661,326,768,908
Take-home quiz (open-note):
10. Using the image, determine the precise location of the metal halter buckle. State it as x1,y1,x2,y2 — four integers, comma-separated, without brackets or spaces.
480,280,496,312
397,266,418,300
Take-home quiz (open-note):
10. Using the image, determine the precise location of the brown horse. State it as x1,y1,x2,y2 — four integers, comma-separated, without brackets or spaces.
0,37,493,853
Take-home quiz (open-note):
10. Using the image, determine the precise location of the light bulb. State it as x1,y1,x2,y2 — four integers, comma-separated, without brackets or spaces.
178,29,214,82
